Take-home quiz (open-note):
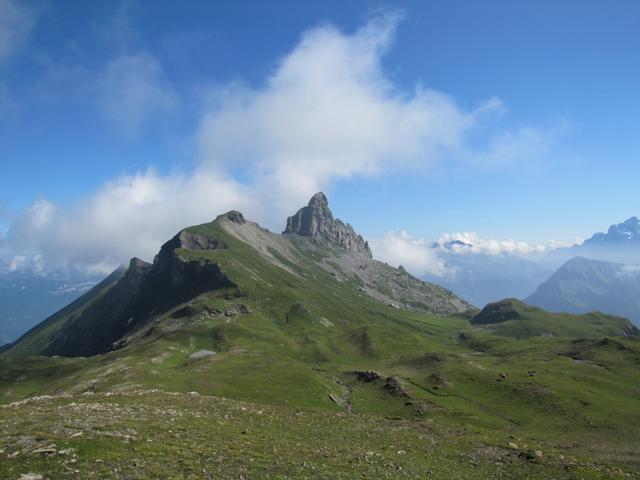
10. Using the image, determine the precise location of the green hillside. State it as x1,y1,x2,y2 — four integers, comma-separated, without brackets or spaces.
470,298,639,338
1,198,639,479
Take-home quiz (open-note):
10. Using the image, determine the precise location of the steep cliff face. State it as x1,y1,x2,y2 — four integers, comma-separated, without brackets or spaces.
41,230,236,357
284,192,372,259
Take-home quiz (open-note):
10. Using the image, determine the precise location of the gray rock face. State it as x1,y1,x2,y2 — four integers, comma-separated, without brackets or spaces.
284,192,372,259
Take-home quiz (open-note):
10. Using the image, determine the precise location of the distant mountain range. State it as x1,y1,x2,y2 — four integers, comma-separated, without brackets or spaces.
547,216,640,265
583,216,640,247
423,253,553,308
0,268,100,345
423,216,640,311
526,256,640,326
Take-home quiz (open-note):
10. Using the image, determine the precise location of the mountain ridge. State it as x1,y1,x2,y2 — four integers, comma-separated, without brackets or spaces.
526,256,640,325
3,193,471,359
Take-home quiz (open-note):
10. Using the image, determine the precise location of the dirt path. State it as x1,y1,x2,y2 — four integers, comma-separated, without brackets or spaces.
342,384,352,414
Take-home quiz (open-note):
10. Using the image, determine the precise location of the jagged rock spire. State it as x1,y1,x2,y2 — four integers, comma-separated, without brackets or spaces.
284,192,372,259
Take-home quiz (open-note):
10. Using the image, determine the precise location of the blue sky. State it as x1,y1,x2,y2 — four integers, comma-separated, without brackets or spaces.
1,0,639,272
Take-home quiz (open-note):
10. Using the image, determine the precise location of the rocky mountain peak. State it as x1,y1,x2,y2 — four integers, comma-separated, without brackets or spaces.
584,216,640,247
283,192,372,259
614,216,640,235
308,192,329,208
224,211,246,225
126,257,152,280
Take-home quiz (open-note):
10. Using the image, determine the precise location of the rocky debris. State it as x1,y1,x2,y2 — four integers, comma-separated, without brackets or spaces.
499,373,508,380
17,474,44,480
318,317,334,327
382,376,411,399
111,338,129,351
31,446,57,455
283,192,372,259
348,370,382,382
224,304,251,317
188,350,216,360
79,380,98,394
328,393,342,405
325,250,471,316
347,371,411,398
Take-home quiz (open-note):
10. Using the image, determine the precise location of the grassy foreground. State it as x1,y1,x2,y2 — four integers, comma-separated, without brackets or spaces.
1,390,637,480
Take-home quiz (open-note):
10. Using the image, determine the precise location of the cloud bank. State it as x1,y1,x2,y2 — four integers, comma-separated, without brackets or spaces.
6,171,249,273
368,231,448,276
370,230,571,277
198,14,502,208
3,13,560,273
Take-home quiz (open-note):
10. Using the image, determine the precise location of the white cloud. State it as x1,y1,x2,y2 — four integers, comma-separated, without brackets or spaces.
0,0,37,63
369,231,448,276
7,169,251,272
4,13,563,273
436,232,572,256
97,51,178,133
369,229,576,278
197,13,510,209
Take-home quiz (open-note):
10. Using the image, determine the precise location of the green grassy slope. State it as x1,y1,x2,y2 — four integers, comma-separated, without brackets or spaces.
0,215,639,478
471,298,638,338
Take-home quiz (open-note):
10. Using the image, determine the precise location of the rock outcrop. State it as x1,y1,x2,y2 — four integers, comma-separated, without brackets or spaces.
41,229,236,357
284,192,372,259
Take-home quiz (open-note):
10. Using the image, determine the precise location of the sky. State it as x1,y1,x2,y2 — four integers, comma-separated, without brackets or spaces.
1,0,639,274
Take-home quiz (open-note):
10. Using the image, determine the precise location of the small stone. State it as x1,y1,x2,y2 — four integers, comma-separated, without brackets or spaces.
499,372,508,380
188,350,216,360
534,450,543,458
17,474,43,480
31,446,57,455
508,442,519,449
